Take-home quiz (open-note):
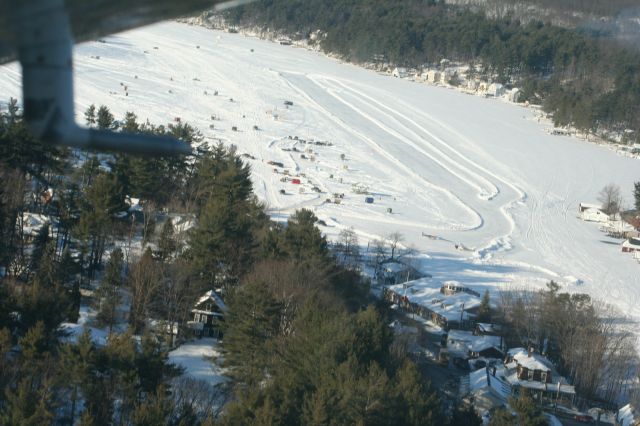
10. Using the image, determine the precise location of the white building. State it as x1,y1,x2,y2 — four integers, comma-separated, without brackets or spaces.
508,88,522,103
487,83,506,97
392,67,408,78
618,404,637,426
581,207,609,223
426,69,441,83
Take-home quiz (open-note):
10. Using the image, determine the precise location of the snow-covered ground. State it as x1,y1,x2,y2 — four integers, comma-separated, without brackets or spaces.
2,22,639,322
168,338,226,387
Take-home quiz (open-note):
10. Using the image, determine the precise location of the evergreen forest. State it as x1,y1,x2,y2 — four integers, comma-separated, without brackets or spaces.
0,102,474,424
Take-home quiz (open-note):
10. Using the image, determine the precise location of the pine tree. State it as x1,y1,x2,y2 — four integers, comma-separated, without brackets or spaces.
96,248,124,334
394,361,445,425
223,280,282,386
0,327,13,391
96,105,116,130
30,223,51,274
85,104,97,126
158,219,177,261
450,403,482,426
634,181,640,212
59,330,95,425
1,378,54,425
131,386,173,426
477,290,492,323
490,390,547,426
284,209,329,262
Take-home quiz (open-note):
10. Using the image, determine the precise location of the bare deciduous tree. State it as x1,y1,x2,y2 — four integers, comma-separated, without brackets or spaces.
128,249,161,333
337,227,359,268
598,183,622,217
387,232,404,260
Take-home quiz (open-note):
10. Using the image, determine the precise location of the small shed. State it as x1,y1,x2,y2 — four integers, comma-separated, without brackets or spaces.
392,67,408,78
508,88,522,103
622,238,640,253
581,207,609,223
487,83,506,97
365,196,374,204
426,70,441,83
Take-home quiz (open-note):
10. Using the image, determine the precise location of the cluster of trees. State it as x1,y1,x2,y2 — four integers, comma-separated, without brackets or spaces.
497,282,637,403
457,0,640,18
219,208,450,424
0,101,453,423
593,182,640,218
0,101,217,422
225,0,640,140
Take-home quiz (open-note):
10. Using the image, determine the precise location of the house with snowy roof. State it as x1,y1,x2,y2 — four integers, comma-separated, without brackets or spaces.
463,348,576,415
487,83,506,97
462,366,512,416
384,278,482,329
392,67,408,78
580,207,610,223
445,329,504,360
475,322,503,336
503,347,575,405
188,290,227,339
622,237,640,253
18,212,55,242
506,347,553,383
618,403,639,426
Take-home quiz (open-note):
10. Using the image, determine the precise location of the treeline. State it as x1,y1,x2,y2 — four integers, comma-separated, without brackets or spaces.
447,0,640,18
0,102,451,424
497,282,637,403
225,0,640,140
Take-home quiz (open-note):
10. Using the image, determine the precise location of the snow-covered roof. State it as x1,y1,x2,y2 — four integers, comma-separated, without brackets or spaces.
579,202,601,210
383,261,407,274
468,366,511,401
469,335,502,353
20,212,54,237
618,403,636,426
447,330,502,357
507,348,552,371
583,207,606,215
196,290,228,313
623,238,640,249
387,278,482,322
477,323,502,334
126,196,143,212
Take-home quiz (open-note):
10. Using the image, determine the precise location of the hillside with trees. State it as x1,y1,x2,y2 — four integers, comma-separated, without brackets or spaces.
223,0,640,142
0,101,450,424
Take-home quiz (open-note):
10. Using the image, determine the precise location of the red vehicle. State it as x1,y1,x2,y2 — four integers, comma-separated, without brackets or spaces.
291,179,301,184
574,414,595,423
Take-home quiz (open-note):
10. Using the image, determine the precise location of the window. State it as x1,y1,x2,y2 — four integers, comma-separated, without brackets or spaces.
541,371,547,382
528,369,534,381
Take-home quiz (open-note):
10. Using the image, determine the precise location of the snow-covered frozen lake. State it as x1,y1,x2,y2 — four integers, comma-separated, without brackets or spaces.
1,22,638,321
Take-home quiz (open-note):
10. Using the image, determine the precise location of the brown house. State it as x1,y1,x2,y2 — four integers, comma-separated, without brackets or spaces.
506,348,552,384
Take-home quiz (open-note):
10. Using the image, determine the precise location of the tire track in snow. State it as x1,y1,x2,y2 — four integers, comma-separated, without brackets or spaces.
279,72,482,231
319,76,528,261
318,76,499,200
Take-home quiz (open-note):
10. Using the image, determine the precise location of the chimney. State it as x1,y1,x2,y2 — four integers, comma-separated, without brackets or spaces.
528,346,533,357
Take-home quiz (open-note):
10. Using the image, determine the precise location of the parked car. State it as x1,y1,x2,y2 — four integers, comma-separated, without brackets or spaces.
574,414,595,423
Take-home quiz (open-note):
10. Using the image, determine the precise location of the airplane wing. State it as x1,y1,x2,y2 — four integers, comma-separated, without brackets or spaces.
1,0,252,155
0,0,236,65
